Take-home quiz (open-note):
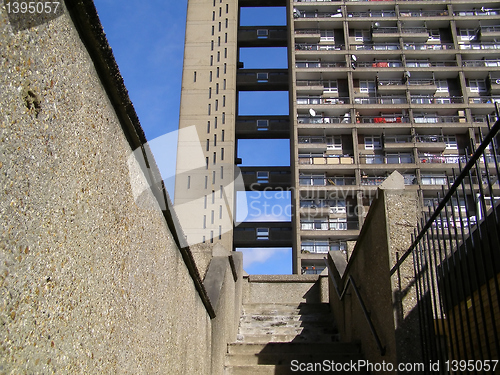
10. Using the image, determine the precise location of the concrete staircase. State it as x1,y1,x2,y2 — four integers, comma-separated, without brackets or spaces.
224,302,367,374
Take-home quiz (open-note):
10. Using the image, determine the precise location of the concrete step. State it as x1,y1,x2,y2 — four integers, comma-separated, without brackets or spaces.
225,364,369,375
240,312,335,324
241,303,331,316
227,342,361,355
239,324,337,337
239,318,335,330
236,332,340,344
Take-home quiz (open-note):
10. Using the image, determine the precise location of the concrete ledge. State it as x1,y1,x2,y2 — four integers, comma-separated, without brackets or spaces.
248,275,319,283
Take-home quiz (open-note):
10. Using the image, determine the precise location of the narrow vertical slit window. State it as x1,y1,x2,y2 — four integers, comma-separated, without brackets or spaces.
224,63,227,74
220,166,224,179
211,210,215,224
221,148,224,160
207,121,211,134
209,71,212,82
214,134,217,147
219,22,221,32
224,48,227,58
205,176,208,189
222,112,225,124
203,215,206,229
221,130,225,141
212,190,215,204
225,18,228,28
225,33,227,43
210,55,213,66
217,51,220,62
218,225,222,240
206,139,210,151
216,83,219,94
219,7,222,17
212,25,214,35
193,71,197,82
210,232,214,243
204,195,207,209
208,87,212,98
223,95,226,107
217,67,220,78
220,185,223,198
212,170,216,184
187,176,191,189
214,117,218,129
212,11,215,21
213,152,217,164
211,40,214,51
218,36,221,47
208,104,211,115
225,4,228,13
215,99,218,111
205,157,209,170
223,79,226,90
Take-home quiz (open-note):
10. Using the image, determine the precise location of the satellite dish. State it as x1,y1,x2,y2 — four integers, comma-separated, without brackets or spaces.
309,108,316,117
351,55,357,62
373,22,381,28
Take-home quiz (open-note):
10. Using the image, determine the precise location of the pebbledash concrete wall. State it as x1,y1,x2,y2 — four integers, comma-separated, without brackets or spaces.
0,1,242,374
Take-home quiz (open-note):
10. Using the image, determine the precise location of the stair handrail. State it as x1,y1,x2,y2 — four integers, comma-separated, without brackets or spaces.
324,258,386,356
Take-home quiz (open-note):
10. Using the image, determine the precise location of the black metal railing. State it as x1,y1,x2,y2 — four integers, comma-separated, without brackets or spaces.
390,104,500,373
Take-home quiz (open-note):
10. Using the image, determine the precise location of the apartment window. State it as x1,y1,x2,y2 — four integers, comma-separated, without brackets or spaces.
428,29,440,42
211,40,214,51
468,79,487,93
210,55,213,66
459,28,477,42
436,80,448,93
187,176,191,189
206,139,210,151
214,117,218,129
208,87,212,99
213,152,217,164
256,228,269,240
215,99,218,111
223,95,226,107
444,135,458,149
208,104,211,115
222,112,225,124
421,174,447,185
193,71,197,82
205,157,209,169
224,48,227,58
257,171,269,183
257,119,269,130
221,148,224,160
207,121,211,133
214,134,217,146
211,25,214,35
217,51,220,62
226,3,228,13
330,199,346,213
354,30,370,42
225,18,228,28
225,33,228,43
365,135,382,150
218,22,221,32
320,30,335,41
224,63,227,74
221,130,225,141
326,136,342,151
218,36,220,47
359,80,376,94
217,67,220,78
209,71,212,82
323,80,338,94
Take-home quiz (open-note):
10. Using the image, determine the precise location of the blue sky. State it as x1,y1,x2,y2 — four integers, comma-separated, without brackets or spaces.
94,1,291,274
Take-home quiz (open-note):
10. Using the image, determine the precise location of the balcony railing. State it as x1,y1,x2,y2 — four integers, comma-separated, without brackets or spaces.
462,59,500,67
301,241,347,254
297,96,349,105
413,115,466,123
357,60,403,68
406,60,457,67
372,27,399,35
400,10,448,17
348,11,396,18
385,135,413,143
419,154,466,164
295,11,343,18
359,154,414,164
410,96,464,104
404,43,454,50
351,44,400,51
454,8,500,16
296,60,347,68
459,43,500,50
354,96,407,104
468,96,500,104
300,220,359,231
299,176,356,186
402,27,428,34
295,43,345,51
298,116,347,124
359,115,407,123
299,155,355,165
360,176,386,186
472,114,497,123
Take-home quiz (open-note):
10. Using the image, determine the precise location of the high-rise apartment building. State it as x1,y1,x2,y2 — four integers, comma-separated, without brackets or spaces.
176,0,500,274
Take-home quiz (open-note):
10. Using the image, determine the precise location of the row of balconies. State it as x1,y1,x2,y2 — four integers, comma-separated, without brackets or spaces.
296,58,500,69
298,153,467,166
297,95,500,105
296,42,500,52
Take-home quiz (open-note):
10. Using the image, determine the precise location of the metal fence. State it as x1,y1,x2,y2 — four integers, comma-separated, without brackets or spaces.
391,105,500,373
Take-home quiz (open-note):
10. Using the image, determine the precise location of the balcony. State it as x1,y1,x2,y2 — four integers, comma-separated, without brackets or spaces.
477,26,500,41
410,96,464,104
358,115,407,124
377,79,405,93
400,9,448,17
359,153,414,164
299,155,355,165
295,43,345,51
404,43,454,51
294,10,343,19
356,60,403,68
459,43,500,50
347,10,396,18
301,240,346,254
351,43,400,51
454,8,500,17
354,96,407,105
407,79,438,94
297,115,348,124
300,219,358,232
299,175,356,187
487,74,500,94
383,135,413,151
297,96,349,105
414,135,447,152
419,154,466,165
468,96,500,104
406,60,457,68
413,115,467,124
296,60,347,68
401,27,430,42
463,60,500,68
371,27,399,42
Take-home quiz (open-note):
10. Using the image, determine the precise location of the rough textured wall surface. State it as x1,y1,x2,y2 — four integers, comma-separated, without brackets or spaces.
0,3,212,374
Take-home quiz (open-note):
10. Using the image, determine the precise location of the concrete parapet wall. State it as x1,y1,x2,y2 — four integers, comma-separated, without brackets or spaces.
243,275,328,304
0,2,242,374
327,177,420,373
